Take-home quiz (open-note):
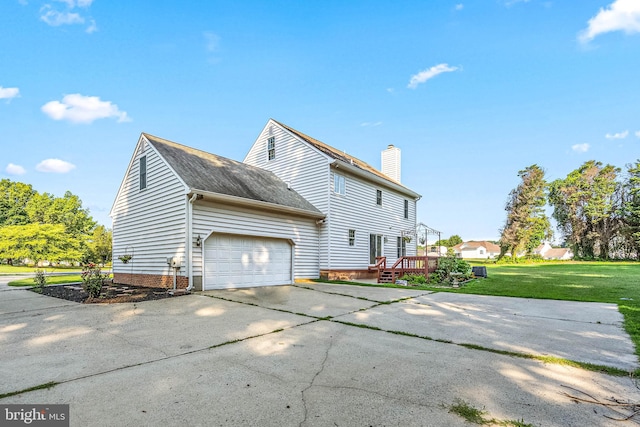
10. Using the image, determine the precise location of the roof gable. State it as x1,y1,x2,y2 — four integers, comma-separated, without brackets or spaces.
272,120,417,194
143,133,323,216
454,241,501,252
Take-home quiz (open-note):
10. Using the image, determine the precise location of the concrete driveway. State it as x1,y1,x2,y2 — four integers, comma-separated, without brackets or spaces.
1,280,638,426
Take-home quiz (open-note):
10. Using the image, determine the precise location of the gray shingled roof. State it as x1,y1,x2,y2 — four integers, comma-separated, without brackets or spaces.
143,133,323,216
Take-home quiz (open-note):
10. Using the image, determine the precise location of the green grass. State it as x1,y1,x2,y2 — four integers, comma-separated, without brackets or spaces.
9,274,84,287
0,265,83,274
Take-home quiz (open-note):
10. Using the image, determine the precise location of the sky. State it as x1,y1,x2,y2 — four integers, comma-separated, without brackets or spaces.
1,0,639,242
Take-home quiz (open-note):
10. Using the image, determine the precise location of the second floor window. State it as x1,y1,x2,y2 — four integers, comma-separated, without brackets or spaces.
404,200,409,219
267,137,275,160
376,189,382,206
348,229,355,246
334,174,346,195
139,156,147,190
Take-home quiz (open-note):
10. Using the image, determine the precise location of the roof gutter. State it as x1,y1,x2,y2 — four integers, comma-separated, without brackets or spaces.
191,189,326,220
331,160,421,199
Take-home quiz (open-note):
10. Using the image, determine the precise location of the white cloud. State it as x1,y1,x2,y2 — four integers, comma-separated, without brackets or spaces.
605,130,629,139
572,143,590,153
360,121,383,127
40,5,84,26
41,94,131,124
635,130,640,138
455,4,464,11
36,159,76,173
579,0,640,43
407,63,459,89
5,163,26,175
86,19,97,33
55,0,93,7
0,86,19,100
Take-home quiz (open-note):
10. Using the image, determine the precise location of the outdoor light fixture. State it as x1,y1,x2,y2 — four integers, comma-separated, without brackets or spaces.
195,234,202,247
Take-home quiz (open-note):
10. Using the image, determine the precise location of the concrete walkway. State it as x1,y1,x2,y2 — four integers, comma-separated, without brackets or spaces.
1,280,638,426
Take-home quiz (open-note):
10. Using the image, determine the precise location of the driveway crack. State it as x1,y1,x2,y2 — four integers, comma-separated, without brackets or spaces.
299,332,335,427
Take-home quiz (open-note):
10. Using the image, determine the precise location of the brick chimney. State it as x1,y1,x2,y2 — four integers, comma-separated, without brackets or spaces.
381,144,401,182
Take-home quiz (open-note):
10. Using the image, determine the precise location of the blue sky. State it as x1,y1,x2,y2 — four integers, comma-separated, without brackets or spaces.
1,0,639,242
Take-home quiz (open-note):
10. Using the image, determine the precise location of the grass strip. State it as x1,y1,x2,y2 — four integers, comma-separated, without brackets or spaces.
0,382,58,400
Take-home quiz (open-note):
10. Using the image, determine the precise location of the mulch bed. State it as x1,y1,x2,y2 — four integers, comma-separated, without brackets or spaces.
31,283,188,304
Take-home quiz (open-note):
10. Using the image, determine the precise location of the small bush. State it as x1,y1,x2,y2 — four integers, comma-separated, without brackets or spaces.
399,273,428,285
81,263,108,298
430,255,472,285
33,269,47,293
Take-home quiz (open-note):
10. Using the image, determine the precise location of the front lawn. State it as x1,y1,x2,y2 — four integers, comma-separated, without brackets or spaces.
9,275,84,287
0,265,83,274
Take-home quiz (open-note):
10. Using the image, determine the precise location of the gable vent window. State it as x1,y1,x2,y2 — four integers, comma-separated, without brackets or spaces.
376,189,382,206
404,199,409,219
267,137,275,160
334,174,346,195
139,156,147,190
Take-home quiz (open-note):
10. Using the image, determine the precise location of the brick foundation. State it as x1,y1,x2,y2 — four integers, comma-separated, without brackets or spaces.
113,273,189,289
319,269,377,281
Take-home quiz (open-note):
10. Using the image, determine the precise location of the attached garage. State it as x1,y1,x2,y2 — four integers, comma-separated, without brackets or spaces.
203,234,293,290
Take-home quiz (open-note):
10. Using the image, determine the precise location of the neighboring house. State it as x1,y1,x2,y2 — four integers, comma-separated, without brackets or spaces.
418,245,447,257
244,119,421,280
111,120,421,290
452,241,501,259
534,243,573,260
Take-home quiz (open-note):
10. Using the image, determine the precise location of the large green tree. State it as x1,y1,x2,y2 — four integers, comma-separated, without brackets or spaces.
86,225,113,264
499,165,551,259
0,179,35,226
549,160,620,259
0,223,84,264
0,179,102,264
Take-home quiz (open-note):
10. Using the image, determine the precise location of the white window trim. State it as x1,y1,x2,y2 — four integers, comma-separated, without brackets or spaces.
334,174,346,195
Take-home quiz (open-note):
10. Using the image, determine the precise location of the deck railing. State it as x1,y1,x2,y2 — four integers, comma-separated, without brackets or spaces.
372,256,438,283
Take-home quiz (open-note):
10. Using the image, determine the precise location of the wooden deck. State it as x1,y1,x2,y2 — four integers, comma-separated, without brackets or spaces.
369,256,438,283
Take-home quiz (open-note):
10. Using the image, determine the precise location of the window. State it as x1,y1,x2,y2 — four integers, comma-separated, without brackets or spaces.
404,200,409,219
334,174,346,195
139,156,147,190
397,236,406,258
376,189,382,206
479,249,485,255
348,229,355,246
267,137,275,160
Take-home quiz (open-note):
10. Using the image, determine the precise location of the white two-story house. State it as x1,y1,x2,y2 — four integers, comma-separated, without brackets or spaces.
111,119,421,290
244,119,421,281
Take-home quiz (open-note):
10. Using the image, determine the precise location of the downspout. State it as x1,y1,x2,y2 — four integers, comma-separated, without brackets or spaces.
186,193,199,291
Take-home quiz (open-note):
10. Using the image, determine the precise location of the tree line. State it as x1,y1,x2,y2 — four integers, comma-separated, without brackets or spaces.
499,160,640,260
0,179,112,265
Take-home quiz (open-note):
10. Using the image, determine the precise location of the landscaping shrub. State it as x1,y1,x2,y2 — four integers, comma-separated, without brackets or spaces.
81,263,109,298
33,269,47,293
399,273,428,285
430,254,472,285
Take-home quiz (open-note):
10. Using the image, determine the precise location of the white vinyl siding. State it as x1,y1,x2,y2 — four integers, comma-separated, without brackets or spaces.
328,167,416,270
111,138,187,278
244,119,419,273
192,201,319,279
244,121,330,269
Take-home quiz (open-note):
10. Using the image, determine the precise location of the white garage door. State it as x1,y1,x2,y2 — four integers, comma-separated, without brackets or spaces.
203,234,293,290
